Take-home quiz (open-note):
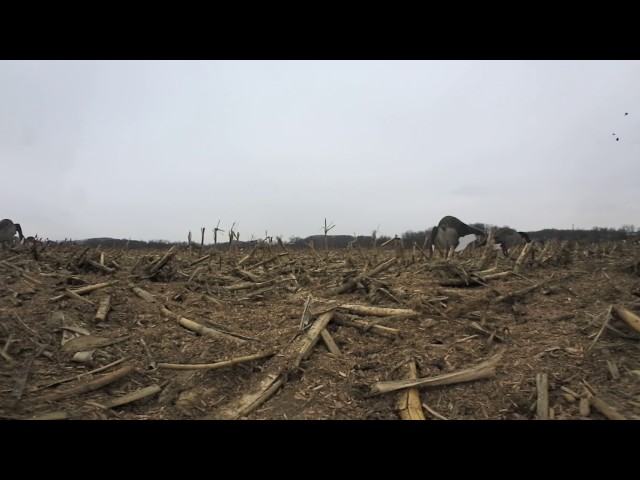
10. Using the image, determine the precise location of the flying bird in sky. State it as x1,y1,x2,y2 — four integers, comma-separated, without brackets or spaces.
616,137,620,141
625,112,629,116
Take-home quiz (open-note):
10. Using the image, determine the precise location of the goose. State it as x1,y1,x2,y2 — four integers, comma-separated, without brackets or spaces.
493,227,531,256
424,215,486,259
0,219,25,246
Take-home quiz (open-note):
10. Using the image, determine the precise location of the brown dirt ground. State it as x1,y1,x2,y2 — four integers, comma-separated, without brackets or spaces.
1,239,639,420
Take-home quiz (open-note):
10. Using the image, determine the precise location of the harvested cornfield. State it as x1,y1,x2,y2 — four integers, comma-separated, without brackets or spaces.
1,238,639,420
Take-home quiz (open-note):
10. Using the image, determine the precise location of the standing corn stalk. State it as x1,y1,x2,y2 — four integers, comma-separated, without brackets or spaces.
322,218,335,257
394,235,405,263
200,227,206,257
227,222,240,260
211,220,225,268
212,220,224,251
276,236,289,254
371,228,379,264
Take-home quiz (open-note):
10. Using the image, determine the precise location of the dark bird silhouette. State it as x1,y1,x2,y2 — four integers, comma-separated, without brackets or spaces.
494,228,532,257
0,219,25,246
625,112,629,116
423,215,486,259
612,133,616,135
616,137,620,141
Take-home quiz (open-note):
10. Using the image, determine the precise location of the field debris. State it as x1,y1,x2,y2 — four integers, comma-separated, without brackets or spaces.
1,238,640,420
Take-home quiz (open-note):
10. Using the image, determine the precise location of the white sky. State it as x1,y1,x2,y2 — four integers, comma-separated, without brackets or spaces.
1,60,638,242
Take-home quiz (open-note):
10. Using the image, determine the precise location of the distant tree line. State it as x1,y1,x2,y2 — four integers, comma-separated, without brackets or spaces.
67,224,637,250
74,238,189,249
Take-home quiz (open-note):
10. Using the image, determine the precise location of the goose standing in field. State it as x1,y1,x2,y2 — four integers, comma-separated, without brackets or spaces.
424,215,486,259
0,219,25,246
493,227,531,256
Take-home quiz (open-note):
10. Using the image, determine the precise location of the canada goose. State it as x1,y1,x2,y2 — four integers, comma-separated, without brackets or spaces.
424,215,486,259
0,219,25,246
494,227,531,256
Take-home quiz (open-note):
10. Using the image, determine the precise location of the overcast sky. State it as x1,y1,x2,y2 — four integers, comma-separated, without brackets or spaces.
1,60,638,242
